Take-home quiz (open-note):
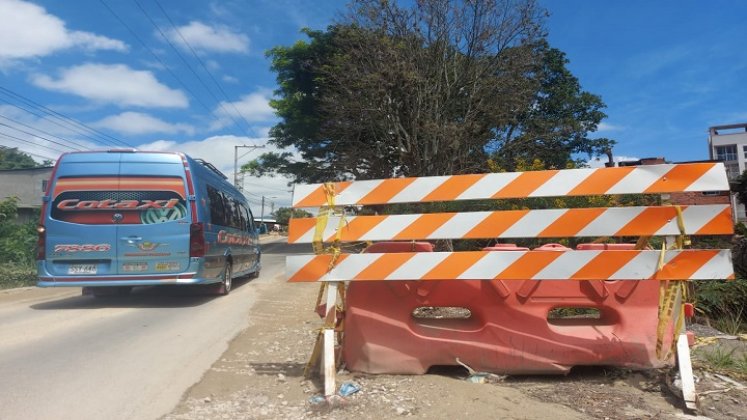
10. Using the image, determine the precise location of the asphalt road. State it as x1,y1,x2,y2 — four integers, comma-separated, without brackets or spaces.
0,236,308,420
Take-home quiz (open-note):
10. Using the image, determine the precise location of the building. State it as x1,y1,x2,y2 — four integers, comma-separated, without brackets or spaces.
708,123,747,181
0,166,53,223
707,123,747,221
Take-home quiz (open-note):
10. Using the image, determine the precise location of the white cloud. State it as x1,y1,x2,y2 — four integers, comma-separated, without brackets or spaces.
222,75,239,83
94,112,195,136
211,90,275,130
206,59,221,71
32,63,188,108
137,135,294,214
0,0,127,62
597,122,623,132
165,21,249,54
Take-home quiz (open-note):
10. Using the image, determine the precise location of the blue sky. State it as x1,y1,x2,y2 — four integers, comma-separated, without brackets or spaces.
1,0,746,212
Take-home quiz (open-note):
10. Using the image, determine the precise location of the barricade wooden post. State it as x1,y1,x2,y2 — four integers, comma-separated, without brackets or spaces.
321,281,339,396
287,162,735,407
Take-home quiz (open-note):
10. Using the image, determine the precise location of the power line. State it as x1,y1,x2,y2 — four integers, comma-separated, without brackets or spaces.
0,143,57,162
132,0,253,139
0,114,92,151
98,0,217,117
0,131,71,155
152,0,258,143
0,86,134,148
0,96,110,147
0,122,82,152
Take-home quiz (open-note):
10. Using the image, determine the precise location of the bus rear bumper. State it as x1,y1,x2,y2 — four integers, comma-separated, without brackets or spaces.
36,273,215,288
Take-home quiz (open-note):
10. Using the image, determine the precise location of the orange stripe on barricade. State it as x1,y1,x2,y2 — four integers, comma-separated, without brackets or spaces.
286,250,734,282
359,178,416,205
615,207,678,236
287,205,733,243
422,252,485,280
644,163,714,193
422,173,485,201
335,215,387,241
291,163,728,207
393,213,454,240
294,181,352,208
495,251,564,280
653,250,720,280
568,166,635,196
288,218,316,243
464,210,529,238
354,253,416,280
695,207,734,235
570,250,640,280
539,208,606,237
288,254,350,283
492,170,559,198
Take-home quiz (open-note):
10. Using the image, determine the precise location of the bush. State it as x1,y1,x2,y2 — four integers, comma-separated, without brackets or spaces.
0,197,38,266
0,263,37,289
693,278,747,332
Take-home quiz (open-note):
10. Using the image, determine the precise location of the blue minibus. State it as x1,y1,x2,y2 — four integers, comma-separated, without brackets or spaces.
36,150,260,296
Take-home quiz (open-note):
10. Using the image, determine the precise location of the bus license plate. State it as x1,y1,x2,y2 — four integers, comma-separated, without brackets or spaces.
68,264,97,275
155,262,179,271
123,262,148,272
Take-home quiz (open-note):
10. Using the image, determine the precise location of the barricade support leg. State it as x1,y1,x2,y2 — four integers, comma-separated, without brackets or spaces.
677,332,697,411
322,281,339,396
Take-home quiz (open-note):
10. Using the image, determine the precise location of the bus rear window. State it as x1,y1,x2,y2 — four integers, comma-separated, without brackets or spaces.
50,176,188,224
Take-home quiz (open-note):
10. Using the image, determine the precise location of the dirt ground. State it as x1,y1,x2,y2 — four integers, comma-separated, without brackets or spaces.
164,276,747,420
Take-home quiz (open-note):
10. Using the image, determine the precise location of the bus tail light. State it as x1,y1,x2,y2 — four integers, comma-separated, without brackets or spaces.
36,225,46,260
189,222,205,257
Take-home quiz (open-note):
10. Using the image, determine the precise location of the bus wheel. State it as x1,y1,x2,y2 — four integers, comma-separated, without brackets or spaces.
217,263,232,295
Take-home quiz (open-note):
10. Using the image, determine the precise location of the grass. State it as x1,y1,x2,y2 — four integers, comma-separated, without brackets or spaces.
694,345,747,378
0,263,37,290
736,354,747,374
711,305,746,336
698,346,737,369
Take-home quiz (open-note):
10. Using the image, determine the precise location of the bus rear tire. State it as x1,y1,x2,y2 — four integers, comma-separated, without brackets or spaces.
216,263,232,295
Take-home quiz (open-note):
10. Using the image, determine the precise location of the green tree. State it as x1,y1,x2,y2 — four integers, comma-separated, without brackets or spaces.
248,0,548,181
491,44,612,170
273,207,313,226
0,147,40,169
735,169,747,206
248,0,612,182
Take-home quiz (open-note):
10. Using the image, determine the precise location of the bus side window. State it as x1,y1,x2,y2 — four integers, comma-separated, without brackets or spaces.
207,185,225,226
237,203,248,231
224,195,240,229
245,206,255,234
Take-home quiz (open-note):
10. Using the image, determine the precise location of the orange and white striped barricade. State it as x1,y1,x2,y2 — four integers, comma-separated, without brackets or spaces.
287,162,734,402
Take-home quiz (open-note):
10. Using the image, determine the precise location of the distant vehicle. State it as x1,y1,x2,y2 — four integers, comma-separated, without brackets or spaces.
36,150,260,296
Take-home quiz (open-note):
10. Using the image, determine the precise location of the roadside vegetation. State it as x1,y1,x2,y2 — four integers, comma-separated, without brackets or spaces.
0,147,45,289
0,197,38,289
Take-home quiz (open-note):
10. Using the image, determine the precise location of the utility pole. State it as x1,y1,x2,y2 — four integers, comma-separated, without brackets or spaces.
234,144,265,189
260,195,265,223
259,195,278,231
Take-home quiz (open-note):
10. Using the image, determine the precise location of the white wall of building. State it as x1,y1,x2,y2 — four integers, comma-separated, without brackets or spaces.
709,123,747,221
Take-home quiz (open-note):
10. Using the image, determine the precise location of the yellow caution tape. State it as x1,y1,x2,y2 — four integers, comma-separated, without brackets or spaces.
673,205,690,248
306,182,348,377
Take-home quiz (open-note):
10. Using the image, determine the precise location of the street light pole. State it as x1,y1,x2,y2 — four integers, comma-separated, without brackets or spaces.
234,144,265,189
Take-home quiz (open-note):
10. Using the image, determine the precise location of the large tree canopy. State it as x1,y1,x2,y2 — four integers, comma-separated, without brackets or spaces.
248,0,612,182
